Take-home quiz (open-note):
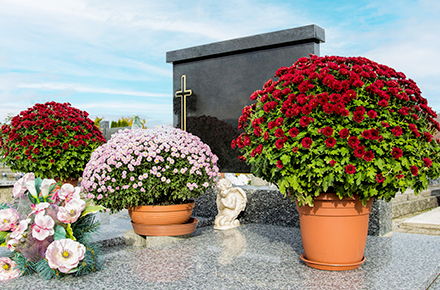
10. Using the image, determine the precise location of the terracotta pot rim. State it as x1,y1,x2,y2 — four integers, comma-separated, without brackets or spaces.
300,254,366,271
131,218,198,236
128,200,195,212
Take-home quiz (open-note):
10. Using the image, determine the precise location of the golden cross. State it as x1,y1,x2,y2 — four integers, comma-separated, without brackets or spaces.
175,75,192,131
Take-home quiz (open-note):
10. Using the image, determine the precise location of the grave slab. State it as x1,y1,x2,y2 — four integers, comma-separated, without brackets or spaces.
1,224,439,290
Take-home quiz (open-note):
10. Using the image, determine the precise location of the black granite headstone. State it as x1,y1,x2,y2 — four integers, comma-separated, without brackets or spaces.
166,24,325,172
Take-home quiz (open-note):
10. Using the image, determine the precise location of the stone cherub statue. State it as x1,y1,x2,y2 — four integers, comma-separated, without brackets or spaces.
131,115,142,129
214,178,247,230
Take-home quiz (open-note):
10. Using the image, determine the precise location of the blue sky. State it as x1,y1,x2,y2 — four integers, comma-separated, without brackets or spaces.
0,0,439,127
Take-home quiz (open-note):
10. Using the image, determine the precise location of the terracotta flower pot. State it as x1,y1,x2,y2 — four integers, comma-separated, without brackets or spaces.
128,201,197,236
296,193,373,271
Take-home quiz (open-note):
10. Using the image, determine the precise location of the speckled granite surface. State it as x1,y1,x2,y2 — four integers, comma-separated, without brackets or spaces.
1,224,440,290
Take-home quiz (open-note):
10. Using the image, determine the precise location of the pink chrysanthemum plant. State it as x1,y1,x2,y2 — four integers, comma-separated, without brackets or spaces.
0,101,106,181
81,125,219,213
233,55,440,206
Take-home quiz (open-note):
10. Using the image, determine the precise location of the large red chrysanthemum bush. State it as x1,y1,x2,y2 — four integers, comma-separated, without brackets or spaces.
0,102,106,180
233,55,440,206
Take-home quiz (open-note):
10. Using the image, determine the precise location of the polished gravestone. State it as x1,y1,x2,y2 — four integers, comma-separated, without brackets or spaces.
166,24,325,172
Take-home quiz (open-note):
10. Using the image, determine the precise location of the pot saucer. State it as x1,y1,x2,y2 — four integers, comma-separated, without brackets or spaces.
300,253,366,271
131,218,198,236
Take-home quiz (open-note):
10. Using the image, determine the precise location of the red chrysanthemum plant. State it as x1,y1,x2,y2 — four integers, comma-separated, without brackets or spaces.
0,102,106,181
233,55,440,206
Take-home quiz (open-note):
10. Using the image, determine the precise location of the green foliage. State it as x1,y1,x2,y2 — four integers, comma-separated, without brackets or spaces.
13,252,36,276
71,214,100,244
235,55,440,206
35,259,58,280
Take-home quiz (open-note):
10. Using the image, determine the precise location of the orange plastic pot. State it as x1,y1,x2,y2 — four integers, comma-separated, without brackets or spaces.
128,201,197,236
296,193,373,271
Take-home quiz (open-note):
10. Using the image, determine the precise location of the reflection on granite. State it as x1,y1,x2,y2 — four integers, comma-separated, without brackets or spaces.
1,224,440,290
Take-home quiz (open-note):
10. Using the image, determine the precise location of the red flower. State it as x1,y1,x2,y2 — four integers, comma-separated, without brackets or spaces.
275,139,285,150
325,137,336,148
345,164,356,174
50,159,55,163
329,159,336,166
348,136,360,148
398,107,409,115
339,128,349,139
322,126,334,137
391,126,403,137
423,157,432,167
256,144,263,154
276,160,283,169
301,137,313,149
289,127,299,138
231,140,237,149
363,151,375,162
275,128,285,138
292,147,298,153
381,121,390,128
238,155,246,162
361,130,372,139
378,99,388,107
354,145,366,158
299,116,312,127
367,110,377,118
424,132,433,142
268,121,276,129
396,174,404,179
244,135,251,146
376,173,385,183
410,165,418,176
33,148,40,155
392,147,403,159
275,117,284,127
263,131,270,141
353,111,364,123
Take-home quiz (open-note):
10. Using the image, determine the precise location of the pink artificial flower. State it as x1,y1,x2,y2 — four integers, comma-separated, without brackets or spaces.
0,257,21,281
58,184,80,201
12,172,35,197
57,198,86,224
10,218,32,240
45,239,86,273
0,208,19,231
32,212,55,241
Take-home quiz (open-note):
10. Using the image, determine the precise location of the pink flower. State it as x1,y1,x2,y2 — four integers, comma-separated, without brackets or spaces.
58,184,80,201
57,198,86,223
12,172,35,197
0,257,21,281
10,218,31,240
45,239,86,273
0,208,19,231
32,212,55,241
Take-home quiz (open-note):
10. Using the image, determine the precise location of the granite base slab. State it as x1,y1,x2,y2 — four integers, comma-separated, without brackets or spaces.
2,224,439,290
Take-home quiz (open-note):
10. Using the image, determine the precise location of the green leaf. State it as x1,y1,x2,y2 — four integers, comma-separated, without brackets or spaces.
54,225,67,240
66,223,75,240
80,205,105,218
280,155,291,165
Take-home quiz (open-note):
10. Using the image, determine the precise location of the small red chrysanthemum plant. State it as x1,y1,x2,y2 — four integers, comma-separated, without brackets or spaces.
233,55,440,206
0,102,106,181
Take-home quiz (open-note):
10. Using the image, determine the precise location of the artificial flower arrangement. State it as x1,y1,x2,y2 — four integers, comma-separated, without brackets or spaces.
0,101,106,181
233,55,440,206
81,125,219,212
0,173,103,281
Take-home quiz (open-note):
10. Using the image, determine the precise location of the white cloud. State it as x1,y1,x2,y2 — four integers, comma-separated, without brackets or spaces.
17,82,169,98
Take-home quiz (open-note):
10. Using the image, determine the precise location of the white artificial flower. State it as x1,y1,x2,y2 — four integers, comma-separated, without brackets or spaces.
0,208,19,231
32,212,54,241
40,179,56,198
57,198,86,224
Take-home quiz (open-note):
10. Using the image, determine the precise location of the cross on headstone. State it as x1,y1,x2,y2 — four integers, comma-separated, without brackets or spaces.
175,75,192,131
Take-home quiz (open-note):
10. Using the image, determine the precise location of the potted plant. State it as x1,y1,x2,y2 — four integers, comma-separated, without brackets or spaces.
0,173,103,280
233,55,440,270
0,101,106,184
81,125,219,236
